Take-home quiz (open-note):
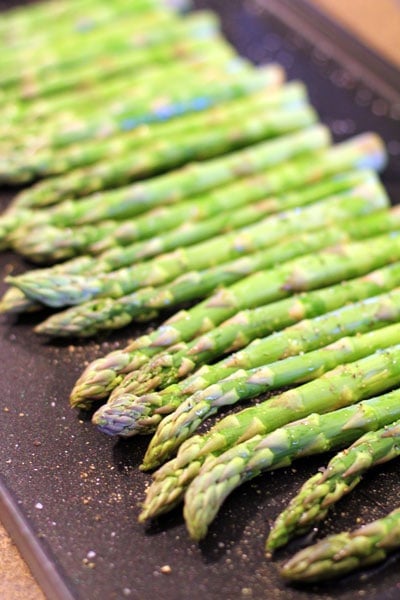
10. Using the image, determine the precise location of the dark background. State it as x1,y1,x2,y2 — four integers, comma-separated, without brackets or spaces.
1,1,400,599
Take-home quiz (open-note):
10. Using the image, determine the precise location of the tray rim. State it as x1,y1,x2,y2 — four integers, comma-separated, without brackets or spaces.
253,0,400,104
0,476,78,600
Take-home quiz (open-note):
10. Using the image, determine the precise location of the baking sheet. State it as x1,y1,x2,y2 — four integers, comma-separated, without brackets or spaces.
1,1,400,599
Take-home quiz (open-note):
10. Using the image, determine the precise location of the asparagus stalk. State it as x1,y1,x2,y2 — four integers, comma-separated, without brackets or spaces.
3,63,277,153
0,17,210,95
0,0,112,34
9,104,316,203
280,507,400,582
4,81,302,187
12,184,395,317
140,347,400,523
267,420,400,553
0,0,179,44
11,179,385,307
3,218,358,312
12,184,356,278
99,281,400,441
0,14,222,129
7,168,373,265
34,224,400,338
100,198,400,400
0,5,202,78
140,322,400,468
0,9,180,79
1,36,242,116
182,385,400,541
0,131,384,253
0,256,94,314
4,162,353,292
1,48,252,140
0,11,194,102
0,288,41,315
0,125,328,252
94,203,400,413
69,261,400,408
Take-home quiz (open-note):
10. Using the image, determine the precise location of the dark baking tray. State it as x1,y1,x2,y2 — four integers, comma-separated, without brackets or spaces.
1,1,400,599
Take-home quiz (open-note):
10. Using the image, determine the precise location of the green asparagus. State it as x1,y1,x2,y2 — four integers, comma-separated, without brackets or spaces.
34,228,400,338
0,8,181,71
99,280,400,442
69,261,400,408
98,200,400,409
0,13,200,103
0,28,221,104
280,506,400,582
0,5,204,79
10,179,386,307
0,256,94,314
182,385,400,540
141,322,400,468
0,14,223,130
3,64,278,152
0,131,384,253
1,34,244,114
8,104,315,203
1,51,253,141
0,0,182,45
5,81,300,187
12,190,397,318
266,420,400,552
0,124,328,251
8,168,375,265
140,346,400,523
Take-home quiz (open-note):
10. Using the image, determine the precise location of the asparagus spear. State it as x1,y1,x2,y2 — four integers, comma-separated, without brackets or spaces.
0,56,277,156
0,9,180,79
5,81,302,187
0,34,232,111
0,0,178,43
13,175,356,268
0,14,222,126
0,4,201,77
99,281,400,441
0,17,210,95
0,255,93,315
1,49,252,140
0,0,165,52
9,104,316,204
11,179,385,307
1,34,241,110
0,288,41,315
182,382,400,541
267,420,400,552
34,225,400,338
3,62,277,153
7,209,377,341
140,347,400,524
1,56,232,147
11,182,394,318
7,168,373,265
100,197,400,391
5,156,344,276
90,202,400,412
2,62,249,154
0,125,329,252
141,322,400,468
0,131,384,253
69,261,400,408
280,506,400,582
